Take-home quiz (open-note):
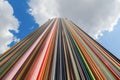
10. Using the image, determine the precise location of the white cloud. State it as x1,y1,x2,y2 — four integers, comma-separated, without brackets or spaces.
28,0,59,25
28,0,120,39
0,1,19,54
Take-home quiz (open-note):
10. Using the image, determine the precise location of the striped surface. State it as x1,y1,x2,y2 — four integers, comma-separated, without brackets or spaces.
0,18,120,80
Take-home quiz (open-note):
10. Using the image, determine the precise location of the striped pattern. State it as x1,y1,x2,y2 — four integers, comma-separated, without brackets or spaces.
0,18,120,80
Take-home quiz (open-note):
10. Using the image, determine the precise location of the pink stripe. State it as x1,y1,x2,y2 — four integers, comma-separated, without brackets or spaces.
27,19,58,80
3,20,54,80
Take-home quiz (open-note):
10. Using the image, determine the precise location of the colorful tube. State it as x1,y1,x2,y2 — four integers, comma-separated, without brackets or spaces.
0,18,120,80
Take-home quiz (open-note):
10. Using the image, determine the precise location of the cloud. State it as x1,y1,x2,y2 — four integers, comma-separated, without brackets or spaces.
28,0,59,25
28,0,120,39
0,1,19,54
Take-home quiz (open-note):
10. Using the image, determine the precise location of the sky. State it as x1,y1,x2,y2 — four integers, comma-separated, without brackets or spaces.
0,0,120,59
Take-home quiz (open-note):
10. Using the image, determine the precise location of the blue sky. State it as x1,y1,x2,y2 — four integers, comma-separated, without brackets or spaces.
98,19,120,59
8,0,38,46
0,0,120,59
